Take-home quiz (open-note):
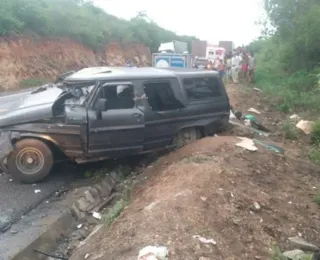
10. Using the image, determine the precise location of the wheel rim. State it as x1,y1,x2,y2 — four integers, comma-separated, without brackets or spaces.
15,148,45,175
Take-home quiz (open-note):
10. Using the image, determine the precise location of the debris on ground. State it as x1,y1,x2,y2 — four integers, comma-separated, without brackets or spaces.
235,137,258,151
248,107,261,115
92,212,102,220
229,110,237,119
243,114,256,122
0,216,11,233
296,120,315,135
34,189,41,194
290,114,301,122
137,246,168,260
253,87,262,92
193,235,217,245
283,249,308,259
253,139,285,154
289,237,319,251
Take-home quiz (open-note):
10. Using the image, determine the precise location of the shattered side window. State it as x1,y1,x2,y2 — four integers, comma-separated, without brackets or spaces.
98,84,135,109
144,82,184,111
183,77,223,100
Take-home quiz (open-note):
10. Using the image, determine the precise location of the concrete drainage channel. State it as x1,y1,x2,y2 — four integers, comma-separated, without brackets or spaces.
6,155,157,260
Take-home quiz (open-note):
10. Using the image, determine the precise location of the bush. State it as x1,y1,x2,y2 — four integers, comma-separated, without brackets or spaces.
248,0,320,114
281,120,301,140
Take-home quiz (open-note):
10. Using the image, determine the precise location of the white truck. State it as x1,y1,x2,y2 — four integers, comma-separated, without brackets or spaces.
191,40,227,61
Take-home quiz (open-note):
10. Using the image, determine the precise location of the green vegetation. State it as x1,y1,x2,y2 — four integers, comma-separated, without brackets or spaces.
104,183,132,227
0,0,196,51
281,120,301,140
313,193,320,206
19,77,47,88
104,198,127,227
248,0,320,114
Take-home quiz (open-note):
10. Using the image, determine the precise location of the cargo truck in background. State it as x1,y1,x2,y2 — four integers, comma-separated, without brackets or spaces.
218,41,235,56
152,41,193,68
158,41,189,54
191,40,207,57
191,40,234,61
152,40,235,69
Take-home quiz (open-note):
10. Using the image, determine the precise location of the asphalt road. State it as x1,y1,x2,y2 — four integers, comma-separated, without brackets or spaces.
0,88,77,229
0,163,79,231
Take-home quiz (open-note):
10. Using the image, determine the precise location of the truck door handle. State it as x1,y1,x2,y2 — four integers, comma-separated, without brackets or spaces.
132,113,142,119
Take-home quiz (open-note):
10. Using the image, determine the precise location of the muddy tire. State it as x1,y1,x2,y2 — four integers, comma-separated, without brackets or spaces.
7,139,53,184
173,127,201,148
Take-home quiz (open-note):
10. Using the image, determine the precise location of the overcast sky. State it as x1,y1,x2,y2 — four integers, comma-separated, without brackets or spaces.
94,0,266,46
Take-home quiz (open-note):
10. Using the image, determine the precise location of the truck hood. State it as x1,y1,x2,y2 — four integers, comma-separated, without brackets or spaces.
0,86,65,128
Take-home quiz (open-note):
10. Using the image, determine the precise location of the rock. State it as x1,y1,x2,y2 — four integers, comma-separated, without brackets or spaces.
0,216,11,233
296,120,314,135
76,197,91,212
289,237,319,251
283,249,306,259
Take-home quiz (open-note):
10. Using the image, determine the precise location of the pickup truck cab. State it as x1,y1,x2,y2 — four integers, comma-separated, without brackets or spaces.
0,67,230,183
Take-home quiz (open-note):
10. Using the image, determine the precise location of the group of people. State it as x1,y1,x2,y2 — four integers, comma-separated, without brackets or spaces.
211,51,255,84
227,51,255,84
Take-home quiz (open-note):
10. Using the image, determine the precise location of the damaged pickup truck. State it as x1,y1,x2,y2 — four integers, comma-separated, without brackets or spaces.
0,67,230,183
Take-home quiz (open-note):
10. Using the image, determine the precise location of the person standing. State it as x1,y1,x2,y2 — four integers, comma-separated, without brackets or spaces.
218,58,226,79
231,53,241,84
241,52,249,79
226,55,232,79
248,52,255,83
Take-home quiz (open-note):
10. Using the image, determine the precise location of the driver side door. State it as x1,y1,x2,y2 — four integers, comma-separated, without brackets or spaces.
87,82,145,158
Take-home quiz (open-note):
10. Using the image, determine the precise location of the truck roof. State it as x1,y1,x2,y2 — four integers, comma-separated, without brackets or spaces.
64,67,219,82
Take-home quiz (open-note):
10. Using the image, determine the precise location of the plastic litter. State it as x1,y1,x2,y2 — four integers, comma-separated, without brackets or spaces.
92,212,102,220
137,246,168,260
236,137,258,151
248,108,261,115
193,235,217,245
253,139,285,154
243,114,256,122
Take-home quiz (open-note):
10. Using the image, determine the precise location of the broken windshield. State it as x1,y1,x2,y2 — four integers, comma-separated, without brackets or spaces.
64,82,96,106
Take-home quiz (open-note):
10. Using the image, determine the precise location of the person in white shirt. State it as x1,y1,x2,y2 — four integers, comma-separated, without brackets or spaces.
231,53,241,84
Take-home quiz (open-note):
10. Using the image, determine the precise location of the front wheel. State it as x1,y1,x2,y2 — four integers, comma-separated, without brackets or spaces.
7,139,53,183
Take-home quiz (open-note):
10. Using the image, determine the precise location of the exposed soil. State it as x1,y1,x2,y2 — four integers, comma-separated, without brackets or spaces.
69,83,320,260
0,36,151,90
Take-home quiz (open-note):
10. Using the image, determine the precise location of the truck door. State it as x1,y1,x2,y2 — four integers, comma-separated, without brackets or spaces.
87,82,145,158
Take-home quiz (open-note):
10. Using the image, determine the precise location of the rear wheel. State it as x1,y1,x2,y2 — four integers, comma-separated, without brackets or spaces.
7,139,53,183
173,127,202,148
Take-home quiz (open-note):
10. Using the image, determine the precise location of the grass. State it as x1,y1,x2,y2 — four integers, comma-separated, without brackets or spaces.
281,120,301,140
104,198,127,227
104,183,132,227
313,193,320,206
19,77,48,88
254,68,320,115
309,146,320,163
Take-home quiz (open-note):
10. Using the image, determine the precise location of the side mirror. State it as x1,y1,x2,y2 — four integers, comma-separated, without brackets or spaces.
93,98,108,120
94,98,108,111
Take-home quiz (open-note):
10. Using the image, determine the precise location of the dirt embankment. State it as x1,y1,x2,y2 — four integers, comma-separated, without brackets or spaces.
0,37,152,90
68,84,320,260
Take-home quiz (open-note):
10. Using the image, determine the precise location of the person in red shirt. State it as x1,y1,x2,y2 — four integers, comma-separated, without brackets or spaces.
218,59,226,78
